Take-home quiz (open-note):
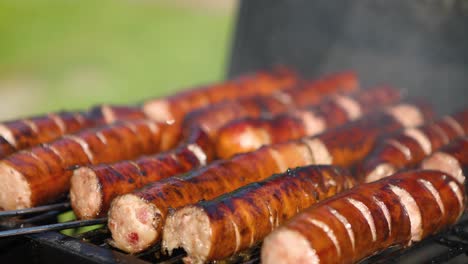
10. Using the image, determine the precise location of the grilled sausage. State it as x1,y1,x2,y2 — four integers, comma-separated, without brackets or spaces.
421,136,468,184
261,169,466,264
0,120,169,210
0,111,99,159
107,103,429,253
70,71,359,219
141,67,298,123
182,71,359,140
70,128,213,219
163,165,356,263
359,109,467,183
0,68,296,159
215,86,401,158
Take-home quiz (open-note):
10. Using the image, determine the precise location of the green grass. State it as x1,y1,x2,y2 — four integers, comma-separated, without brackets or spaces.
0,0,234,115
0,0,234,233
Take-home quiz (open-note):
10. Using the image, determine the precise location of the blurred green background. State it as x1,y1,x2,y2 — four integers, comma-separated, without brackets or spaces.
0,0,236,232
0,0,236,120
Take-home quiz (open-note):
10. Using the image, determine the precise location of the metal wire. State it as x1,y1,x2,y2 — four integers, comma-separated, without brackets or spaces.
0,202,70,217
0,218,107,238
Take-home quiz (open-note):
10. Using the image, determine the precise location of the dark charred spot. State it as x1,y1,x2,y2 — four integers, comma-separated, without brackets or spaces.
110,168,126,181
66,165,81,171
172,188,184,199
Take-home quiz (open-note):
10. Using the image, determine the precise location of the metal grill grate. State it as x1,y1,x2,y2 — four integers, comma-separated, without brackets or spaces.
1,206,468,264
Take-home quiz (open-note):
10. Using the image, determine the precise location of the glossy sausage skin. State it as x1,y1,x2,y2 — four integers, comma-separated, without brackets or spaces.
308,101,431,168
261,170,466,264
359,109,467,183
70,128,214,219
71,72,358,219
142,67,299,123
0,120,168,210
0,111,98,159
163,165,356,263
107,103,428,253
182,71,359,140
422,136,468,185
216,86,400,158
0,68,296,159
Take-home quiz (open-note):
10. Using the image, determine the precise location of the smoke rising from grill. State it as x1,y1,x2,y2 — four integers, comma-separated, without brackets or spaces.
230,0,468,114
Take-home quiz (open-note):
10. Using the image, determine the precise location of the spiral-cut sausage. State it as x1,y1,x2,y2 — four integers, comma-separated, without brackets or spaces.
71,71,359,219
0,68,297,159
359,109,467,183
142,67,298,123
0,111,97,159
421,136,468,184
107,102,429,253
215,86,400,158
261,170,466,264
0,120,168,210
163,165,355,263
182,71,359,140
70,128,213,219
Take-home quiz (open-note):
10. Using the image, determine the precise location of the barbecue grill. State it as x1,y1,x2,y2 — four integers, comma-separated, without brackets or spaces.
1,1,468,263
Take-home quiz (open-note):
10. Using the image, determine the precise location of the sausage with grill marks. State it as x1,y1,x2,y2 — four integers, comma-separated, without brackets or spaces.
70,71,358,219
0,68,296,159
141,67,298,123
0,120,169,210
215,86,400,158
70,128,213,219
163,165,356,263
107,103,429,253
359,109,467,183
261,169,466,264
422,136,468,184
182,71,359,140
0,111,99,159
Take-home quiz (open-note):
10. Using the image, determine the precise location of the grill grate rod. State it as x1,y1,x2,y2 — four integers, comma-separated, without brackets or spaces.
0,217,107,238
0,202,70,218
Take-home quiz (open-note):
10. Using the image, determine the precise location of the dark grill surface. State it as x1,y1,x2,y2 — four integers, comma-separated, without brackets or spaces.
1,209,468,264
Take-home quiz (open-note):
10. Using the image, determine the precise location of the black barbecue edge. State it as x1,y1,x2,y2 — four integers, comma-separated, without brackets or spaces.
1,211,468,264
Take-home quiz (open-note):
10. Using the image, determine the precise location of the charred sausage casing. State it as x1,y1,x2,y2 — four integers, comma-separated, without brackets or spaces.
163,165,355,263
215,86,401,158
261,169,466,264
0,68,296,158
142,67,298,123
107,102,429,253
0,120,168,210
70,128,212,219
0,111,98,159
71,71,358,219
182,71,359,140
359,109,467,183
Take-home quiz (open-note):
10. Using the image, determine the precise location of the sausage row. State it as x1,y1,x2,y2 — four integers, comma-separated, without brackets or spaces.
261,169,466,264
162,165,356,263
70,86,395,220
70,128,213,219
215,86,400,158
181,71,359,140
107,103,429,253
0,120,169,210
359,109,468,183
0,68,297,159
165,134,467,263
141,67,299,123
